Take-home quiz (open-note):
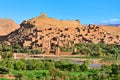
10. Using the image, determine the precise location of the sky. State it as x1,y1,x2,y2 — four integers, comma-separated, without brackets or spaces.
0,0,120,24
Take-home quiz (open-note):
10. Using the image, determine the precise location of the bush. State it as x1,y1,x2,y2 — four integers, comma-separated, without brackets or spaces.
49,68,62,79
79,47,91,55
14,60,26,70
1,51,13,59
0,66,11,74
80,60,89,71
26,59,44,70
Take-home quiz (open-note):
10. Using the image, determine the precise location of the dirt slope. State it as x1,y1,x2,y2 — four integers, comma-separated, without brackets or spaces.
0,18,20,36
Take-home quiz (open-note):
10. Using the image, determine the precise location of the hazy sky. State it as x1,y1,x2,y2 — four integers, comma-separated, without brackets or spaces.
0,0,120,24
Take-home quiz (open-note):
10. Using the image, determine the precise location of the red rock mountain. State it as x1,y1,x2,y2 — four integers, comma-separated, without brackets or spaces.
0,18,20,36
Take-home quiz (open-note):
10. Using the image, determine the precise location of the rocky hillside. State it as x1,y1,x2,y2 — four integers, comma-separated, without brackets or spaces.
0,18,20,36
100,26,120,36
1,14,120,51
5,14,82,47
21,13,82,28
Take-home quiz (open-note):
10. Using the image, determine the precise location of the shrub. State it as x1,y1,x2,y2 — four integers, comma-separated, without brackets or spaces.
14,60,26,70
49,68,61,79
80,60,89,71
1,51,13,59
0,66,11,74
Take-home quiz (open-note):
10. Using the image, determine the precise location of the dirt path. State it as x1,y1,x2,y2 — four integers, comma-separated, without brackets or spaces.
0,74,15,80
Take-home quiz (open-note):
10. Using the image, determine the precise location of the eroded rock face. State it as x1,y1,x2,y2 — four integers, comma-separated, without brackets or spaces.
0,18,20,36
1,14,120,54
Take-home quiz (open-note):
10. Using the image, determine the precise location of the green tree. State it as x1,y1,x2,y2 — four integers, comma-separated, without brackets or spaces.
49,68,62,79
5,59,14,69
14,60,26,70
1,51,13,59
80,60,89,71
0,66,11,74
79,47,91,55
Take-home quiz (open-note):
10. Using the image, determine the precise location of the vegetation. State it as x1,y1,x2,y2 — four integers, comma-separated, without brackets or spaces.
0,43,120,79
0,78,9,80
0,66,11,74
0,43,42,59
0,59,119,80
60,43,120,60
0,42,120,60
